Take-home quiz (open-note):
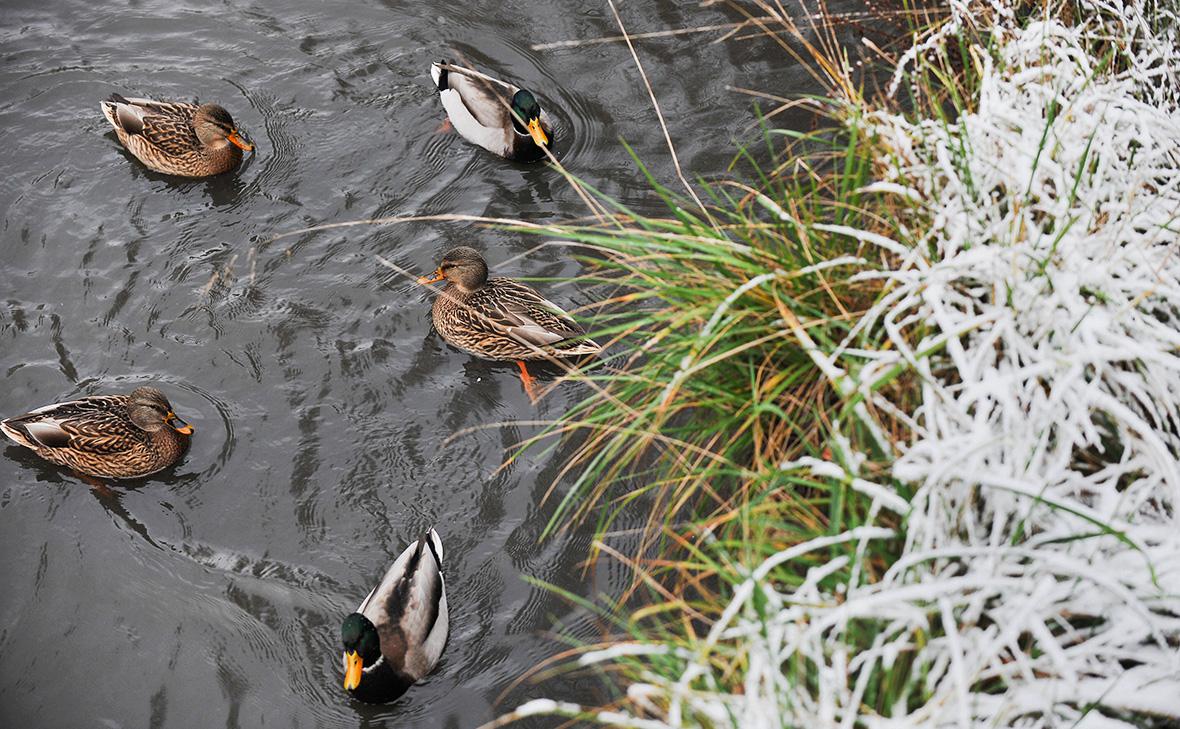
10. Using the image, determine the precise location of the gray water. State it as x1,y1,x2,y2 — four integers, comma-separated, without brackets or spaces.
0,1,846,727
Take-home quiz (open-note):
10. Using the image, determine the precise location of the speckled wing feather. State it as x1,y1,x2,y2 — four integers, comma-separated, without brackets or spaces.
483,278,587,347
433,278,598,360
4,396,146,454
103,96,201,155
131,103,202,157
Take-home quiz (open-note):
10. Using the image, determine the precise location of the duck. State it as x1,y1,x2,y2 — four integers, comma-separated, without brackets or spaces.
341,528,448,704
430,61,554,162
1,386,193,479
417,246,601,400
100,93,254,177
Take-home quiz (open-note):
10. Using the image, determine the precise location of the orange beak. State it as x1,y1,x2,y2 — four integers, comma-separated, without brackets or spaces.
527,118,549,147
417,268,445,285
343,650,363,691
227,130,254,152
167,412,194,435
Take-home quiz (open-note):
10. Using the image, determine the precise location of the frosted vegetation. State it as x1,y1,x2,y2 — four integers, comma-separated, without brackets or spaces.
794,3,1180,725
491,1,1180,727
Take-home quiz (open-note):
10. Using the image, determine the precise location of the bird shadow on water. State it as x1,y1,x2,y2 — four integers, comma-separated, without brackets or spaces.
1,443,194,552
86,480,166,551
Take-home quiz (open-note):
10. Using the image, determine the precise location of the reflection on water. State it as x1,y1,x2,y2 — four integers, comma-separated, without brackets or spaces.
0,0,853,726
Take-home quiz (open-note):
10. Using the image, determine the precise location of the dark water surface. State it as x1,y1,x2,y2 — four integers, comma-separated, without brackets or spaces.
0,1,849,727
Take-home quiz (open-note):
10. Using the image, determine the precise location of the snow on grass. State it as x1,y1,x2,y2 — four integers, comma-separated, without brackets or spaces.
491,1,1180,727
810,1,1180,724
845,1,1180,723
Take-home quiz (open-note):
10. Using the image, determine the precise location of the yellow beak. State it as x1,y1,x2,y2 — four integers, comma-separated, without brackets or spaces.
417,268,445,285
527,117,549,147
167,412,194,435
227,130,254,152
343,650,363,691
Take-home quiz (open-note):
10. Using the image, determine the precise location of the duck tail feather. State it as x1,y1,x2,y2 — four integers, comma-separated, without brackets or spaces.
431,61,450,91
558,338,603,357
423,528,443,568
0,418,31,447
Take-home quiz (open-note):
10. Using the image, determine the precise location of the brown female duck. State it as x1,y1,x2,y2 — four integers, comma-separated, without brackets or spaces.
417,246,601,399
100,94,253,177
1,386,193,479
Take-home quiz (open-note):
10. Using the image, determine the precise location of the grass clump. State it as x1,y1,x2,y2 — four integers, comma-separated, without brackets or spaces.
490,1,1180,727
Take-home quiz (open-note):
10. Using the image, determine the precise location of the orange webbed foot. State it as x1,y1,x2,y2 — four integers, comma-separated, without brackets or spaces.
516,361,540,404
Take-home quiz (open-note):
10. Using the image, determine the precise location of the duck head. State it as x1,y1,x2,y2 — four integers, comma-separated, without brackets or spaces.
341,612,382,692
510,90,549,148
194,104,254,152
128,386,193,435
417,246,489,292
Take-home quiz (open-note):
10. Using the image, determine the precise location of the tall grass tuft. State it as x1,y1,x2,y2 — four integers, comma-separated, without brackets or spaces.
523,120,904,538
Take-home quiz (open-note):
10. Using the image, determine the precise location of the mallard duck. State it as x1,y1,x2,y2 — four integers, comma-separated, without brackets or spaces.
341,528,448,704
417,246,601,399
1,386,193,479
430,61,554,162
100,93,254,177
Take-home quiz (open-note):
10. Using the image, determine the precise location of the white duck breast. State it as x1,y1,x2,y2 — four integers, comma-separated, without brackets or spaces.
359,528,448,680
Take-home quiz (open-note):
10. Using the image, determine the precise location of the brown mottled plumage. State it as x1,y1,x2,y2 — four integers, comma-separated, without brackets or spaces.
1,386,193,479
419,247,600,361
99,94,253,177
418,247,600,399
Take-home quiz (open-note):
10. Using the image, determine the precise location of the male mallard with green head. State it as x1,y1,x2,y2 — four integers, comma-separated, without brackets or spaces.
100,94,254,177
341,528,448,704
1,386,193,479
418,246,601,400
430,62,554,162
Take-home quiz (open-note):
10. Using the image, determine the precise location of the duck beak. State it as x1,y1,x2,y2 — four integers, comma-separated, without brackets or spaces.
417,267,445,285
167,412,194,435
227,130,254,152
527,117,549,147
343,650,363,691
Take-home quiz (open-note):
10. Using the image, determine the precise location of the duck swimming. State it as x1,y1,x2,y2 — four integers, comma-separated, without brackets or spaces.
418,246,601,400
341,528,448,703
430,62,554,162
1,386,193,479
100,94,253,177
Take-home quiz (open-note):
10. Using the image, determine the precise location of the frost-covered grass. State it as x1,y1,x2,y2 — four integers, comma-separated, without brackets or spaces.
489,1,1180,728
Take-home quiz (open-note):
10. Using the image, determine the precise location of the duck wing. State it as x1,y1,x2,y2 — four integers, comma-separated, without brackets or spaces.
2,396,147,454
393,531,444,649
446,70,515,128
482,278,590,349
362,530,447,678
103,95,200,155
432,63,518,154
